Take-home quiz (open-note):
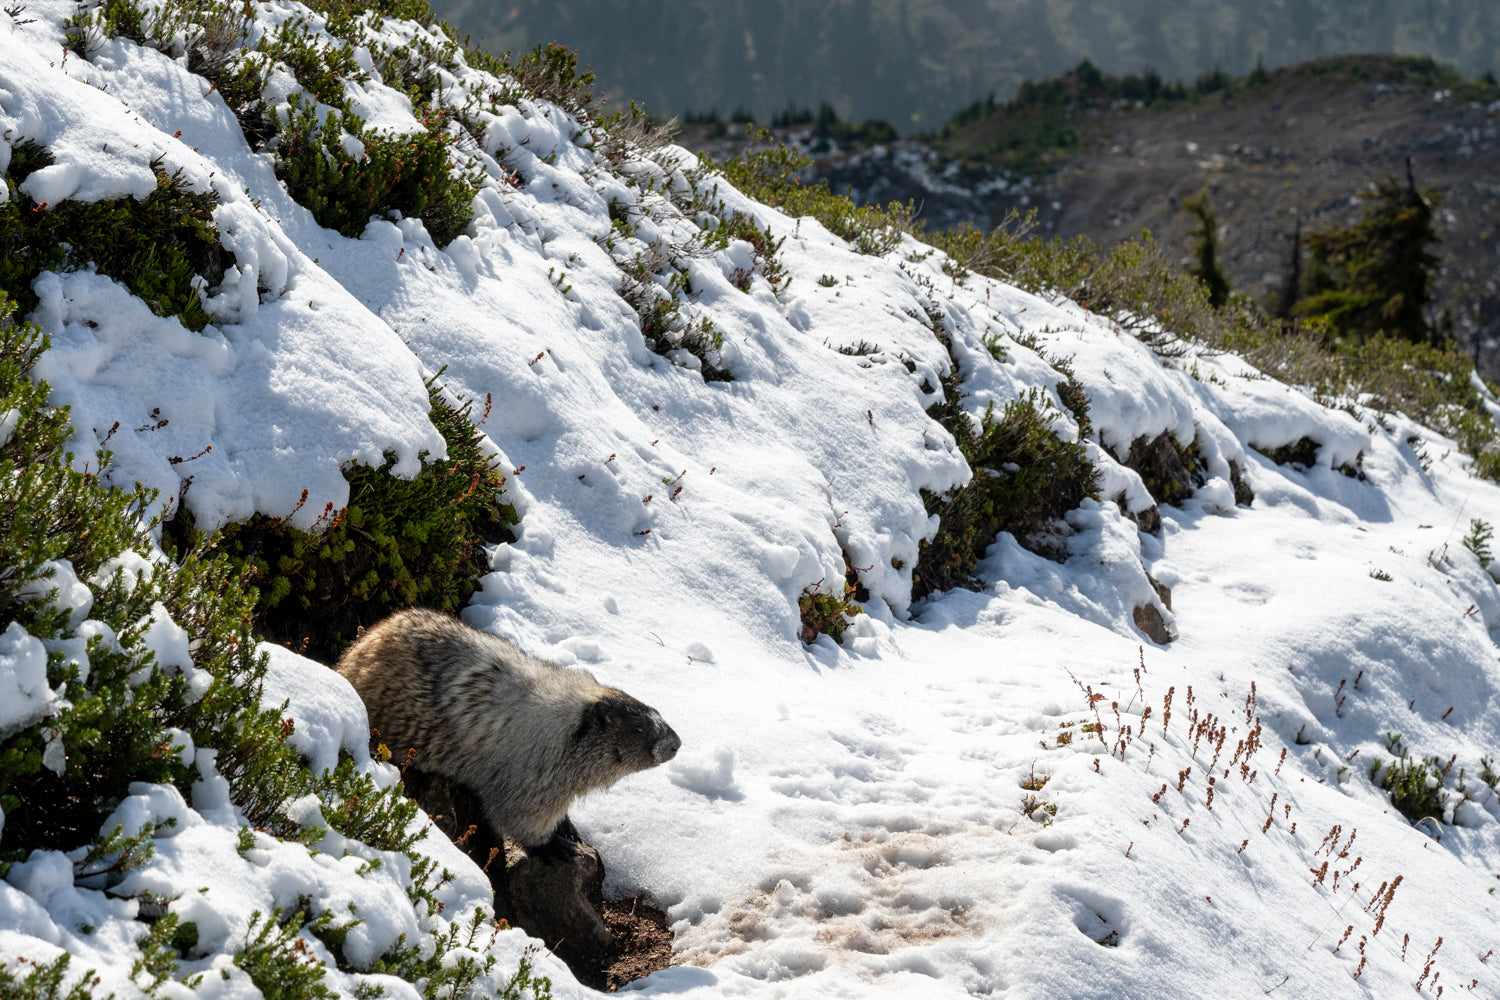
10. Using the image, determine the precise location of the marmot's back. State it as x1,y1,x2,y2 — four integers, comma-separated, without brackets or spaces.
335,609,680,849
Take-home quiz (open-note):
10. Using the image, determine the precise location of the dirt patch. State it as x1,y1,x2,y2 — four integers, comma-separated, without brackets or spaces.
594,895,676,991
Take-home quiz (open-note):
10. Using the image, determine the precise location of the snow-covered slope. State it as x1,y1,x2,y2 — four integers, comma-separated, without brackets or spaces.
4,2,1500,997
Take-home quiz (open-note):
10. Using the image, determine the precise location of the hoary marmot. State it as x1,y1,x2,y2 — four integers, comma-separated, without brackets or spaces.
335,608,680,859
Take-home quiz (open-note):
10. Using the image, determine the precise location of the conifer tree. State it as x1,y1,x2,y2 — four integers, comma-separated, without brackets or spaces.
1276,216,1302,321
1182,190,1231,308
1295,158,1446,346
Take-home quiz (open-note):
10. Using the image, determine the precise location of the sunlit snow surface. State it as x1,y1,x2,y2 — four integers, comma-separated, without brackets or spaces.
4,2,1500,997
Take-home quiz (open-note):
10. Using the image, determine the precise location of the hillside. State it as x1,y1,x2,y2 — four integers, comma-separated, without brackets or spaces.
423,0,1500,132
4,3,1500,1000
765,56,1500,375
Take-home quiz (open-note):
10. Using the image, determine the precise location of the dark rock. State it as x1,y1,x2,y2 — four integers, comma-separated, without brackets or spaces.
1133,602,1175,644
1228,459,1254,506
1147,573,1172,611
505,839,614,966
1258,436,1319,469
1115,497,1162,535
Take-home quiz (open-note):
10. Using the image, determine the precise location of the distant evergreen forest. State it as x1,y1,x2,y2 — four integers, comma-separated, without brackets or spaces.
425,0,1499,132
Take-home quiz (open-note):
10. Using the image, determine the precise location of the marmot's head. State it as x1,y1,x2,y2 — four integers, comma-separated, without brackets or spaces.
573,691,681,784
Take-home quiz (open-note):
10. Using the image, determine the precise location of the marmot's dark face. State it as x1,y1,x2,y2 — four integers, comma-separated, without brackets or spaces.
575,691,680,778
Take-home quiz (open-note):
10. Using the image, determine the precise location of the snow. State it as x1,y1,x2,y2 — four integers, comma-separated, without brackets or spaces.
4,2,1500,997
0,622,59,734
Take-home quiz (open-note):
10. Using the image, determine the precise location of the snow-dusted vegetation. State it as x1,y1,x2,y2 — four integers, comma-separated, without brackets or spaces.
4,1,1500,997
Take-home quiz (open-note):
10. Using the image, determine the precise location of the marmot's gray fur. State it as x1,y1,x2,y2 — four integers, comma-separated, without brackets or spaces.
335,609,680,858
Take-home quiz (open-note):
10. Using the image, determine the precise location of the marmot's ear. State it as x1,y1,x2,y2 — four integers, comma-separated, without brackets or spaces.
579,699,616,737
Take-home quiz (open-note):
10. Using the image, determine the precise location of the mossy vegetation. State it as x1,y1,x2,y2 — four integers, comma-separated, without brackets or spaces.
0,140,223,330
165,384,516,663
798,576,863,645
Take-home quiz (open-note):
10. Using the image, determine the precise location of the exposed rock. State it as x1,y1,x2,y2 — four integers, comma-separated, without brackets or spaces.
1228,459,1255,506
1132,602,1175,644
505,838,614,967
1147,574,1173,611
1120,431,1203,509
1258,435,1319,469
1115,494,1162,535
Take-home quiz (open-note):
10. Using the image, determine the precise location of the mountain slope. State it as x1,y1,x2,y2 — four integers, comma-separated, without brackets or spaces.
3,2,1500,999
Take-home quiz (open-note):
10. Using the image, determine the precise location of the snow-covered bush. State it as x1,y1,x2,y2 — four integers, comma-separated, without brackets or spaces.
165,383,517,661
0,293,547,999
0,141,222,330
0,295,286,854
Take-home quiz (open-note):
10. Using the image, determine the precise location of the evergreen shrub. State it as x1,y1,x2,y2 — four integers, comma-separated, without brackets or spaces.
0,140,223,330
269,96,480,245
915,392,1101,599
0,293,300,856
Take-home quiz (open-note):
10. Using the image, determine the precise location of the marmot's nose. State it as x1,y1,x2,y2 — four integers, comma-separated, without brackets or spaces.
654,725,681,763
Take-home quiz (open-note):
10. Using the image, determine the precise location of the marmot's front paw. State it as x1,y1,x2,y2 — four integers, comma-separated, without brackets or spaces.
528,817,582,864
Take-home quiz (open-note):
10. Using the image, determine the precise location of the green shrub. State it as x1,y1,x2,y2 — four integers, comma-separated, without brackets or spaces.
915,392,1101,599
0,290,547,997
167,383,516,662
0,293,309,856
1463,518,1494,569
1371,739,1445,826
0,954,105,1000
926,215,1500,481
269,96,479,246
615,250,734,382
70,0,478,247
798,576,862,645
235,909,339,1000
0,140,223,330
